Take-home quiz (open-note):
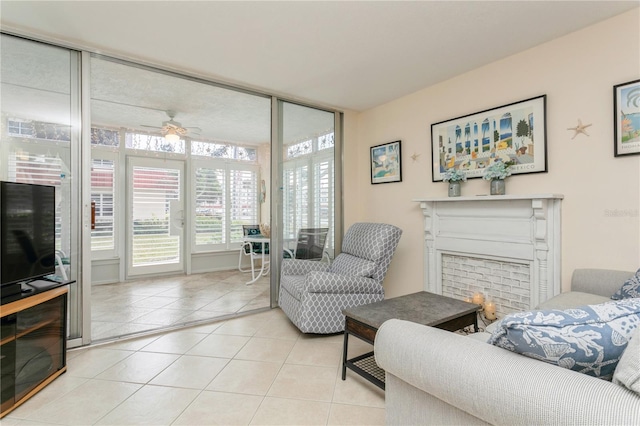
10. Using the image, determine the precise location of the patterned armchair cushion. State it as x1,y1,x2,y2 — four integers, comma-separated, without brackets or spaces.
613,326,640,394
281,258,329,276
611,268,640,300
340,223,402,283
342,223,400,261
488,299,640,380
280,275,308,301
306,271,382,294
329,254,377,278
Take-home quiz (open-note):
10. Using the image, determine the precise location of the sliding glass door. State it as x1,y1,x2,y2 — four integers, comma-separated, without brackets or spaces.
89,55,272,341
273,101,340,301
0,34,84,344
1,33,343,345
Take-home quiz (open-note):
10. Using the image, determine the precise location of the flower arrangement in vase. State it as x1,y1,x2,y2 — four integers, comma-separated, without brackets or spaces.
443,168,467,197
482,160,514,195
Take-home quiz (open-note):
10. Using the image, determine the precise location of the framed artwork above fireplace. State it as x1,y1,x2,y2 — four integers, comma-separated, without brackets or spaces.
431,95,547,182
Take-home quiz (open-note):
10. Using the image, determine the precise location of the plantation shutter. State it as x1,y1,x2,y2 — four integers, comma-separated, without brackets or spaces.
282,161,309,240
194,167,226,246
191,160,259,252
283,148,334,254
314,156,334,251
229,168,258,243
283,167,296,241
131,166,180,266
91,159,115,252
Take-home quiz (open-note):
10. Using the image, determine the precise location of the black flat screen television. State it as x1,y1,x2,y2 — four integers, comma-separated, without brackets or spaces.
1,181,56,288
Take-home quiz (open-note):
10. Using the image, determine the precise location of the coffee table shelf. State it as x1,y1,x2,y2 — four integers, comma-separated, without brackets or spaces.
347,352,386,389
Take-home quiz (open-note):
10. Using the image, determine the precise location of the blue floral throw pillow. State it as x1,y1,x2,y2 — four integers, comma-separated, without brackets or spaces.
611,268,640,300
488,299,640,380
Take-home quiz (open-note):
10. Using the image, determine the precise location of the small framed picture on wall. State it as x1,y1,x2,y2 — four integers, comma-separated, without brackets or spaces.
370,140,402,184
614,79,640,157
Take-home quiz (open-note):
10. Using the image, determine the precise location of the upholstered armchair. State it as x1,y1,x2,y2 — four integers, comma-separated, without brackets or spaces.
278,222,402,333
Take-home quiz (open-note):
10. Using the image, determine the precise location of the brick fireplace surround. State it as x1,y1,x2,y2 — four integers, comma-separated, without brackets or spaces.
415,194,563,318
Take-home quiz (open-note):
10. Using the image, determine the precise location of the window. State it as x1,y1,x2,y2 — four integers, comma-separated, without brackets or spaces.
7,118,35,138
91,158,116,253
318,133,334,151
283,131,334,249
194,167,225,245
7,118,71,142
6,149,65,251
192,141,256,161
91,128,120,147
229,168,259,241
125,132,185,154
192,159,259,251
283,162,309,240
90,127,119,257
314,157,333,229
131,166,181,266
287,139,312,158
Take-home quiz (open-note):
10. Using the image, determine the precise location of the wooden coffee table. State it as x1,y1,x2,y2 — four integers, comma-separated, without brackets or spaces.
342,291,479,390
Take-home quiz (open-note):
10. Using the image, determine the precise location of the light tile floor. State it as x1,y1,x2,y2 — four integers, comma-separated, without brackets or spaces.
91,270,271,341
4,309,385,425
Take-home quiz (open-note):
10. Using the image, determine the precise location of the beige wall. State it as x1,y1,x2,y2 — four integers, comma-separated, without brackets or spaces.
345,9,640,298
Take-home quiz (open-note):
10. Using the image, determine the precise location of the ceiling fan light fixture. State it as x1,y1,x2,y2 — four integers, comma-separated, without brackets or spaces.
164,128,180,143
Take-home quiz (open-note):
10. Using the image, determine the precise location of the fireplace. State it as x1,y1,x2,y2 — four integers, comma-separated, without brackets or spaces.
415,194,563,317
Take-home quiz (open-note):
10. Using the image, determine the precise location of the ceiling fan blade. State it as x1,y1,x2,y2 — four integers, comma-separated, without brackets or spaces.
141,112,195,137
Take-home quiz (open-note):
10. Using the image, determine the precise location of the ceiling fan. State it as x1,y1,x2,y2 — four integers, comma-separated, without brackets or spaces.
141,110,200,140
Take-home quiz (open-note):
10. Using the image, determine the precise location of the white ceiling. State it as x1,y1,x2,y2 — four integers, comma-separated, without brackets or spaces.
1,1,638,146
1,1,637,113
1,34,334,145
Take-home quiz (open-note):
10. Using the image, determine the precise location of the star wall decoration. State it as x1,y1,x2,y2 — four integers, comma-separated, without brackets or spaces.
410,152,421,162
567,119,592,139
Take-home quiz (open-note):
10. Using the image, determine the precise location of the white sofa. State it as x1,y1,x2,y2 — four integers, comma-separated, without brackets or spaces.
374,269,640,425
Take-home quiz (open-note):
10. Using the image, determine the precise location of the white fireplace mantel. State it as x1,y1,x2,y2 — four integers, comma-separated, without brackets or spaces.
414,194,563,310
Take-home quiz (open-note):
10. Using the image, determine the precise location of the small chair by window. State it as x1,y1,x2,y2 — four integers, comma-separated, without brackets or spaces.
238,225,270,282
284,228,329,261
55,250,70,281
